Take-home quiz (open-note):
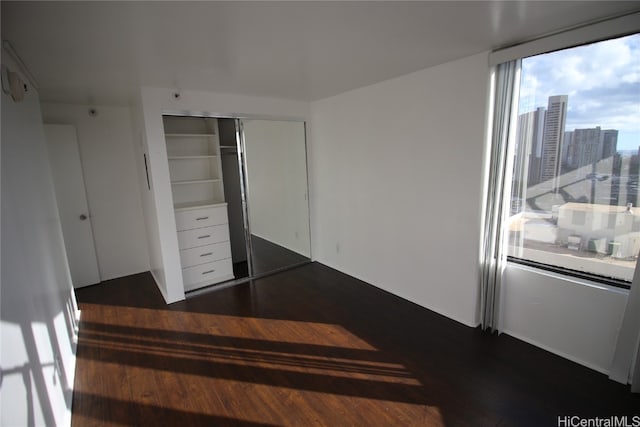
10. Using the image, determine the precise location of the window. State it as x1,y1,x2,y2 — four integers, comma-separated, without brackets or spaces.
507,33,640,284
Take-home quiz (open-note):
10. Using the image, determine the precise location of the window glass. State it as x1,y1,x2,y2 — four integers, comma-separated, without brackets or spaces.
508,33,640,283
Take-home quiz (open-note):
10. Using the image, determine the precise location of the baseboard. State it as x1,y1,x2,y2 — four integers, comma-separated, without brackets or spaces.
502,328,610,376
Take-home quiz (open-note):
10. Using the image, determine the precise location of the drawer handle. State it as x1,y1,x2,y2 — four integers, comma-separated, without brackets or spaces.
200,252,213,257
202,269,216,275
197,235,211,239
196,216,209,221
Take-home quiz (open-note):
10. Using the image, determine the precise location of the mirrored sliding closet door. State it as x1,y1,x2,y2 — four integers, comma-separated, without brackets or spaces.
239,119,311,277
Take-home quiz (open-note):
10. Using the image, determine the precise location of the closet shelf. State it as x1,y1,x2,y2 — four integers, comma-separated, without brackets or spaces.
168,155,218,160
171,178,222,185
174,200,227,211
165,133,216,138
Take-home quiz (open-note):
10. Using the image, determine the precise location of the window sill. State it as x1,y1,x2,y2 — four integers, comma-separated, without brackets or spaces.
506,259,631,294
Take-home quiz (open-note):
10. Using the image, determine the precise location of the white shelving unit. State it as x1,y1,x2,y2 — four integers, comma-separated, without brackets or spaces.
165,124,225,209
162,116,234,291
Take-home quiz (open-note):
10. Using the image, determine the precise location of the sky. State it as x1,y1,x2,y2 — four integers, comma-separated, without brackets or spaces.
518,33,640,151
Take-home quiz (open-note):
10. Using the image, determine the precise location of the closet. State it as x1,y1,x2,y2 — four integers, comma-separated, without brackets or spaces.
158,115,311,295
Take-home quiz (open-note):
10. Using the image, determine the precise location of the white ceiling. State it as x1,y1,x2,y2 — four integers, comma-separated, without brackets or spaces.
2,1,639,105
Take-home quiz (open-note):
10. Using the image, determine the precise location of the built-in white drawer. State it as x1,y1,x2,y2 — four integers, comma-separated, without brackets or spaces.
175,205,228,231
182,258,234,291
180,242,231,268
177,224,230,249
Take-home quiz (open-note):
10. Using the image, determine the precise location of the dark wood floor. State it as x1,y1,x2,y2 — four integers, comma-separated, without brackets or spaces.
229,235,309,281
73,263,639,426
250,234,310,277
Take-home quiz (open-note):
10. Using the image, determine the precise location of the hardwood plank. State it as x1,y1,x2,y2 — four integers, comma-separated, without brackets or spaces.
73,263,640,426
250,234,309,276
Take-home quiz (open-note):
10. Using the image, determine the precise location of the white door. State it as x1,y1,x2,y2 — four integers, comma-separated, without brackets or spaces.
44,124,101,288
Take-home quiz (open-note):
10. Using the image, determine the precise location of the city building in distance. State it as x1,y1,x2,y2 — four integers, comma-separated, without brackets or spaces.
509,94,637,281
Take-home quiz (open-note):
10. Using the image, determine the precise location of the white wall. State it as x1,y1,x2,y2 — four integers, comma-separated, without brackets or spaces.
130,93,168,299
242,119,311,257
502,263,628,374
1,53,78,426
41,103,150,281
137,87,309,303
309,52,490,327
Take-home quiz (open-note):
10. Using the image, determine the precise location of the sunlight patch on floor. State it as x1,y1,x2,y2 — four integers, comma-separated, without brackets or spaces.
73,301,449,426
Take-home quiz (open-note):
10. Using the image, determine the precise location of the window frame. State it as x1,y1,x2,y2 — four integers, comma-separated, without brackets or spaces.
494,21,640,290
507,256,632,290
